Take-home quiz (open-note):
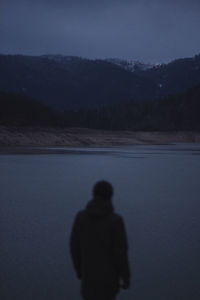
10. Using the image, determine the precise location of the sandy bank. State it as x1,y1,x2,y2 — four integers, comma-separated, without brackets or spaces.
0,126,200,148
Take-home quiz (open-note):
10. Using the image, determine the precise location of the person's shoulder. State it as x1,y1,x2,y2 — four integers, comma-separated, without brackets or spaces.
75,209,85,219
110,212,124,224
112,212,122,219
74,209,89,223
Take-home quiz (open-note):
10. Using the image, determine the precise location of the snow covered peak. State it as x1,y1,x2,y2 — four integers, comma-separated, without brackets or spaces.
105,58,159,72
41,54,161,72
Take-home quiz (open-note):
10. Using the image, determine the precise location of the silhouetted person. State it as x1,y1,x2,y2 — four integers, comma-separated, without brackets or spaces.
70,180,131,300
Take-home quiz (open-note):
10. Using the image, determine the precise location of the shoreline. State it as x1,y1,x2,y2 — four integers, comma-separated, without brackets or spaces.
0,126,200,150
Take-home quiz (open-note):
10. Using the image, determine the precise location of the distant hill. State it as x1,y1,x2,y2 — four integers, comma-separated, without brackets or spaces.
0,53,200,111
135,54,200,97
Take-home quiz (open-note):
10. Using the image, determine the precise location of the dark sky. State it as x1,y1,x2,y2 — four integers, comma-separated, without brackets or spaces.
1,0,200,62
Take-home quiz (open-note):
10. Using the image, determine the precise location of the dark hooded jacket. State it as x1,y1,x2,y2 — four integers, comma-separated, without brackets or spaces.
70,196,131,299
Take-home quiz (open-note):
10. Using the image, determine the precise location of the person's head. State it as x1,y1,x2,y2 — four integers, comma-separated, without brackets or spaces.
93,180,114,200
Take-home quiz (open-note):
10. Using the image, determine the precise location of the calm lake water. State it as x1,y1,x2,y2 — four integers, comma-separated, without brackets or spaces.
1,144,200,300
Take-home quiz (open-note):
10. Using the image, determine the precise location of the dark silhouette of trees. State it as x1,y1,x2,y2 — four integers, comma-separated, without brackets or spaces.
1,83,200,131
0,91,59,126
62,83,200,131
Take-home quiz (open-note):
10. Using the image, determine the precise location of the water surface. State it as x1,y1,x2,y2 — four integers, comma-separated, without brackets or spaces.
1,144,200,300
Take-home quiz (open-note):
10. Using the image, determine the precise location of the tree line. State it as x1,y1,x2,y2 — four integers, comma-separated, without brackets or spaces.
0,83,200,131
62,84,200,131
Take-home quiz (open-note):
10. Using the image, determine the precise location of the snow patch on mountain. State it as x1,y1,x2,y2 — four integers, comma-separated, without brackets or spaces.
41,55,161,72
105,58,160,72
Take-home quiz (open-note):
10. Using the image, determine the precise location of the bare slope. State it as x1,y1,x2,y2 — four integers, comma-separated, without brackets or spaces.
0,126,200,148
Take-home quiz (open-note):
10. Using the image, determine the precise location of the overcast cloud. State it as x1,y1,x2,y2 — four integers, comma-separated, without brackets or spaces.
1,0,200,62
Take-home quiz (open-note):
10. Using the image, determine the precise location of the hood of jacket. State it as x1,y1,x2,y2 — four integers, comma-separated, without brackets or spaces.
85,196,114,220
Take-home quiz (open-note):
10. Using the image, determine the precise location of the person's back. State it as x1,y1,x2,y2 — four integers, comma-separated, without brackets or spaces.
70,181,131,300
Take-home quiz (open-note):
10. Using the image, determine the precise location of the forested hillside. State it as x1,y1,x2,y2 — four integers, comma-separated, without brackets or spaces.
135,54,200,97
1,82,200,130
0,91,58,126
63,84,200,131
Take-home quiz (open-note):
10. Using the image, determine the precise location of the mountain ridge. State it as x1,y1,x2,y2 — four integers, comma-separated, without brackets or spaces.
0,54,159,110
0,53,200,110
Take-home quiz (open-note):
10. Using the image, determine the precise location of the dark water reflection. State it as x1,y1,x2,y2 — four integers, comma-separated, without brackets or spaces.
1,144,200,300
